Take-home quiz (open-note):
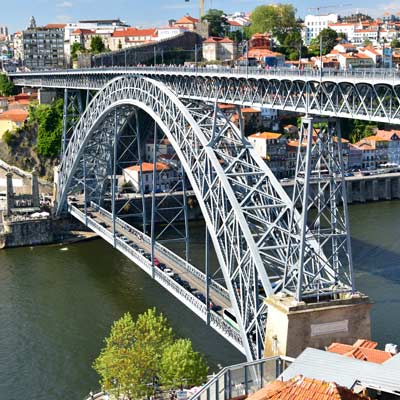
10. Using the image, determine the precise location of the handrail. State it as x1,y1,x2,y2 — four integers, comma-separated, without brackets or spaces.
9,65,400,83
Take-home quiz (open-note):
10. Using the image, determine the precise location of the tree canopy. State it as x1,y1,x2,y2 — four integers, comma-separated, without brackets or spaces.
0,74,15,96
71,42,84,61
249,4,300,44
90,36,106,54
202,9,228,37
30,98,63,157
309,28,338,56
390,38,400,48
93,308,209,399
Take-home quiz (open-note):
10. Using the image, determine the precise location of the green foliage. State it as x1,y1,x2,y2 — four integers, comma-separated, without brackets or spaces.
202,9,228,37
160,339,208,388
0,74,15,96
249,4,300,45
3,130,16,146
30,98,63,157
93,309,209,398
71,42,84,61
308,28,338,56
363,38,372,47
340,118,377,143
390,38,400,48
118,40,123,50
227,30,244,43
90,36,106,54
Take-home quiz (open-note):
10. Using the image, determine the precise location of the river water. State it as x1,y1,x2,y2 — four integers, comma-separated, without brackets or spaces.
1,201,400,399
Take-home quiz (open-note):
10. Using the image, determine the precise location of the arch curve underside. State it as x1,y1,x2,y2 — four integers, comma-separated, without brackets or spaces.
57,75,351,360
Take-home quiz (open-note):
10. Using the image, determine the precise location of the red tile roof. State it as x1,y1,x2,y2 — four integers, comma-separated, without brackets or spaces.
176,15,199,24
249,132,282,140
328,339,393,364
44,24,67,29
124,162,169,172
0,109,29,123
247,375,369,400
112,28,157,38
72,28,96,35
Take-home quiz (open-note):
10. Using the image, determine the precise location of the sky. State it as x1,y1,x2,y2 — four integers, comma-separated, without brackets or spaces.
2,0,400,33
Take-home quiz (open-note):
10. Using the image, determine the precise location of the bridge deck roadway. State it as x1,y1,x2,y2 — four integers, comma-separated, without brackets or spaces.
87,206,231,310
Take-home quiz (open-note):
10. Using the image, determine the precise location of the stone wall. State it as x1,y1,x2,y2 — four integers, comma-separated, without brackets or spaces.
91,31,203,67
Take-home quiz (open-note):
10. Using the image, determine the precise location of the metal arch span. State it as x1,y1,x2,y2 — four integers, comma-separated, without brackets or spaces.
57,75,353,360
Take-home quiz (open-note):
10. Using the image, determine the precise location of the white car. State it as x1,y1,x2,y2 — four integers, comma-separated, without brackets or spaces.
164,268,174,277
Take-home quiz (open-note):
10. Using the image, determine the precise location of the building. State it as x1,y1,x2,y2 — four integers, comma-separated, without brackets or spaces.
21,17,66,69
375,129,400,165
0,109,29,138
303,13,338,45
328,339,395,364
329,22,357,42
175,15,199,31
123,162,178,193
157,26,187,41
247,375,369,400
109,28,158,50
336,53,374,69
248,132,287,178
348,144,363,169
145,139,175,162
0,26,9,41
202,37,237,62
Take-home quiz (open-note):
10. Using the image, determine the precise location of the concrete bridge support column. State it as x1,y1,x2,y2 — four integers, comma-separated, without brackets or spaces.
346,181,353,204
372,180,379,201
394,177,400,199
38,89,57,105
6,171,14,217
264,294,372,359
359,180,366,202
31,169,40,208
384,178,391,200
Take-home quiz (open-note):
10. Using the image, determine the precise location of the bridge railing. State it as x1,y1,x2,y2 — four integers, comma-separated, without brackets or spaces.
10,65,400,82
188,356,293,400
89,202,230,301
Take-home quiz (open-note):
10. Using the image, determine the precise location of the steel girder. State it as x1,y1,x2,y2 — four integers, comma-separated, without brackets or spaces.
10,69,400,124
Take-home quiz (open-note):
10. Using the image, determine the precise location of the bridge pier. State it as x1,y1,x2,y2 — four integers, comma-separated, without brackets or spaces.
263,294,372,358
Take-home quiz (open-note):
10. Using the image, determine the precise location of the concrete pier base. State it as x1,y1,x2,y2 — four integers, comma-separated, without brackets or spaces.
264,293,372,359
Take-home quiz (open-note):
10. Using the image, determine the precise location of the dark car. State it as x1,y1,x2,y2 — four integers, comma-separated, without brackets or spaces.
180,280,191,291
157,263,167,271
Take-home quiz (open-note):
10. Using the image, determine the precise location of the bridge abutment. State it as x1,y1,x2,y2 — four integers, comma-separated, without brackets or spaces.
263,294,372,358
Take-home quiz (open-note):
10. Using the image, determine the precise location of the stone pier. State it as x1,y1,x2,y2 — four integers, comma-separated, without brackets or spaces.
264,293,372,359
6,171,14,217
31,169,40,208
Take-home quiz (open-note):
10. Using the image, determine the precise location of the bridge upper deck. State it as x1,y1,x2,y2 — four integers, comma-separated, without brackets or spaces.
9,66,400,124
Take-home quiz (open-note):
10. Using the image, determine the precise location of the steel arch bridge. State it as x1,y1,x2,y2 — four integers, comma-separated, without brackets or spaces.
56,74,354,361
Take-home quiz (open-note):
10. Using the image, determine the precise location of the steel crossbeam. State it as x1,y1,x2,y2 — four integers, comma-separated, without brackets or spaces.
9,67,400,124
53,75,354,361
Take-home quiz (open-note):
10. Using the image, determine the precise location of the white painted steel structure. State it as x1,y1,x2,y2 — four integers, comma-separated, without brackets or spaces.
9,66,400,124
55,75,355,361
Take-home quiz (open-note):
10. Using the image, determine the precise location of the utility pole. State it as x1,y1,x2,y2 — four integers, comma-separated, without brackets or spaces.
184,0,205,18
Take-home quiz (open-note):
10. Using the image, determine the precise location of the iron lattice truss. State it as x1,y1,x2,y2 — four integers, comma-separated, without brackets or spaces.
9,68,400,124
284,118,354,300
55,76,354,361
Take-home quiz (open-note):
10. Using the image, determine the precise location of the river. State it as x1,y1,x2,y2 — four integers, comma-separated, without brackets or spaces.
1,201,400,399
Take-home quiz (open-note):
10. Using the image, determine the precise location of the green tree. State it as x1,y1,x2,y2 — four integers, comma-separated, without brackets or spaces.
118,40,123,50
34,98,64,157
390,38,400,48
90,36,106,54
93,309,209,399
0,74,15,96
3,130,16,146
363,38,372,47
71,42,84,62
160,339,209,388
202,9,228,37
309,28,338,56
249,4,300,44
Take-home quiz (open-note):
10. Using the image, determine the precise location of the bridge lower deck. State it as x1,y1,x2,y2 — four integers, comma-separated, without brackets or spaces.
68,202,244,352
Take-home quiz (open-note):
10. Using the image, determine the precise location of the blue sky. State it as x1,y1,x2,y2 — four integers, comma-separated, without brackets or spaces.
2,0,400,33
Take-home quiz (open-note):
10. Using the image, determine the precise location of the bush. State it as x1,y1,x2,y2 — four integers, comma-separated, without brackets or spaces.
3,130,16,146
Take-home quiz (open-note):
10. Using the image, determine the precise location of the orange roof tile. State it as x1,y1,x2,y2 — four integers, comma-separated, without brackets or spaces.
249,132,282,140
44,23,67,29
247,375,369,400
241,108,260,113
0,109,29,123
112,28,156,38
328,339,392,364
176,15,199,24
124,162,169,173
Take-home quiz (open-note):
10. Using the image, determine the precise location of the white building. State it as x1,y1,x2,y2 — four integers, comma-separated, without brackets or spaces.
328,22,357,42
303,13,338,45
157,26,187,41
123,162,178,193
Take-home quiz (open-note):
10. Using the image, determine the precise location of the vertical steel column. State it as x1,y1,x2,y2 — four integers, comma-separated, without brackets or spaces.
182,167,190,262
135,111,147,234
112,109,118,247
83,152,88,226
336,120,355,293
61,88,68,156
150,122,157,279
296,117,314,302
205,226,210,324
